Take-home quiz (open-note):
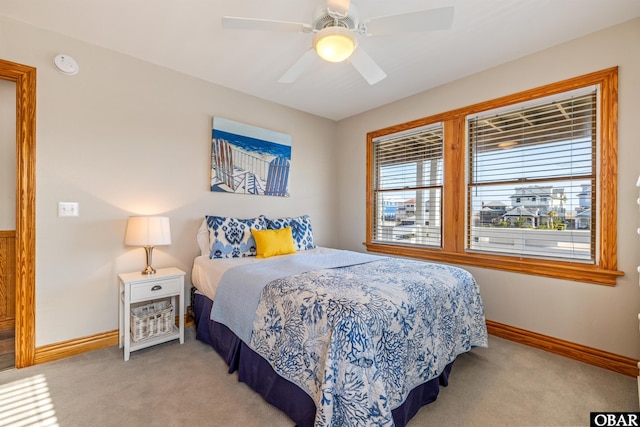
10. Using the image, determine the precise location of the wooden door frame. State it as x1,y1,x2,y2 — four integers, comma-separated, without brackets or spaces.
0,59,36,368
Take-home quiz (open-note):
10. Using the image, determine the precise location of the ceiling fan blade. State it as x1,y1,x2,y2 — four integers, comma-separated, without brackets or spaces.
327,0,350,17
222,16,311,33
364,6,454,35
350,48,386,85
278,49,317,83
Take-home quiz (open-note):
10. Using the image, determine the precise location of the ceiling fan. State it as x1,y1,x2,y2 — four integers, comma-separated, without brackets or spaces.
222,0,454,85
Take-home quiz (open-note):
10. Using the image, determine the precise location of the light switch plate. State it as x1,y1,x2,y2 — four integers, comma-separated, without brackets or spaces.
58,202,79,217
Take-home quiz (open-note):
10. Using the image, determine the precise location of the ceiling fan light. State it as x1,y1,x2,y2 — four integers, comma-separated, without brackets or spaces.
314,27,356,63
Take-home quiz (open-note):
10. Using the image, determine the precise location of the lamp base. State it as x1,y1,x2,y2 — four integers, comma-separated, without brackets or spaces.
141,265,156,275
142,246,156,275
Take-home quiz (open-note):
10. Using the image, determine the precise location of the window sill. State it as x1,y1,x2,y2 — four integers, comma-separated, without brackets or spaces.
364,242,624,286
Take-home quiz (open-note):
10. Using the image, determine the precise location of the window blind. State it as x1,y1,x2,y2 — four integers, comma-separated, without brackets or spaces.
467,88,597,261
372,123,444,247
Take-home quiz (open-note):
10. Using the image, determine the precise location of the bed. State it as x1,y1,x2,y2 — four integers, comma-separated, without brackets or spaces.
191,215,488,427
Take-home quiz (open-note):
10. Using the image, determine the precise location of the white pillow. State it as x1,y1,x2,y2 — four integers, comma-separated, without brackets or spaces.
197,219,210,256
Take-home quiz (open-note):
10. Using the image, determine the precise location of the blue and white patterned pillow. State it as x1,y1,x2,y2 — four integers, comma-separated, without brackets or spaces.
205,215,267,258
266,215,316,251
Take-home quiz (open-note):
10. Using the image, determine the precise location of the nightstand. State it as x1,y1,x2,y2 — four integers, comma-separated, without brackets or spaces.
118,267,185,361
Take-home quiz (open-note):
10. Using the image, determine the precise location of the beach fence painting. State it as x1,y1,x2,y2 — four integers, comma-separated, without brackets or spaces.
211,117,292,196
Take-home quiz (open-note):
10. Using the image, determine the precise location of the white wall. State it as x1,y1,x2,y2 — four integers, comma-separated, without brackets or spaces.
0,17,338,346
336,18,640,359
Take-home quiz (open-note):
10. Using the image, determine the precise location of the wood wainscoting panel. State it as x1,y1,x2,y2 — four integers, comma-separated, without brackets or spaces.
486,319,638,377
0,230,16,329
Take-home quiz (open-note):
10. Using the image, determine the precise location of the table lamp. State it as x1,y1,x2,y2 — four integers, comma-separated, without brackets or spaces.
124,216,171,274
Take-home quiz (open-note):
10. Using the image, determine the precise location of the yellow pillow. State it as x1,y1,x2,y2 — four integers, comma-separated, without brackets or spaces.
251,227,297,258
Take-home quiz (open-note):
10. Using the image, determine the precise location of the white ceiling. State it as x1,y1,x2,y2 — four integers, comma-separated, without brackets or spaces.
1,0,639,121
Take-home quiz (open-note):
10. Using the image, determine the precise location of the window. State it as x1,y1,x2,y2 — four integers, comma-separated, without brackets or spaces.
467,88,596,262
371,123,443,247
366,68,622,286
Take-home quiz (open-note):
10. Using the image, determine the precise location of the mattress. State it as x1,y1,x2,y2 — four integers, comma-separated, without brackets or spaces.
191,246,339,301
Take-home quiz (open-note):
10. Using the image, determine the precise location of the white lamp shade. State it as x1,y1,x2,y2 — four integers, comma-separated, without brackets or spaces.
124,216,171,246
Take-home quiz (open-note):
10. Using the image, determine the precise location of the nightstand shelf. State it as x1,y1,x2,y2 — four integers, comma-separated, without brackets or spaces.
128,325,181,353
118,267,185,361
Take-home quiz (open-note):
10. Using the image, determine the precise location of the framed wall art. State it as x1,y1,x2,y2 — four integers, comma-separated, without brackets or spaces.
211,117,292,197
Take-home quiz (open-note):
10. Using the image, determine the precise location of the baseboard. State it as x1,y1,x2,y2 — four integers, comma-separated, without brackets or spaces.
34,314,195,365
35,330,119,365
486,319,638,377
31,316,636,375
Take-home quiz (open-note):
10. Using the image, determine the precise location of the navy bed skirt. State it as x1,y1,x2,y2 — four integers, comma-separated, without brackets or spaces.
193,291,453,427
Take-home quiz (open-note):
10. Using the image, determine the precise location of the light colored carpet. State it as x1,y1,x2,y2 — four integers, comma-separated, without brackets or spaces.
0,327,636,426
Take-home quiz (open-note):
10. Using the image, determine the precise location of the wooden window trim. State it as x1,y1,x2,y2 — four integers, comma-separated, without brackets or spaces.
366,67,623,286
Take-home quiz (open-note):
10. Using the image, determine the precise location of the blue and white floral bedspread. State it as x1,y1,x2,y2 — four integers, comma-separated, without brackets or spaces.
250,256,488,427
